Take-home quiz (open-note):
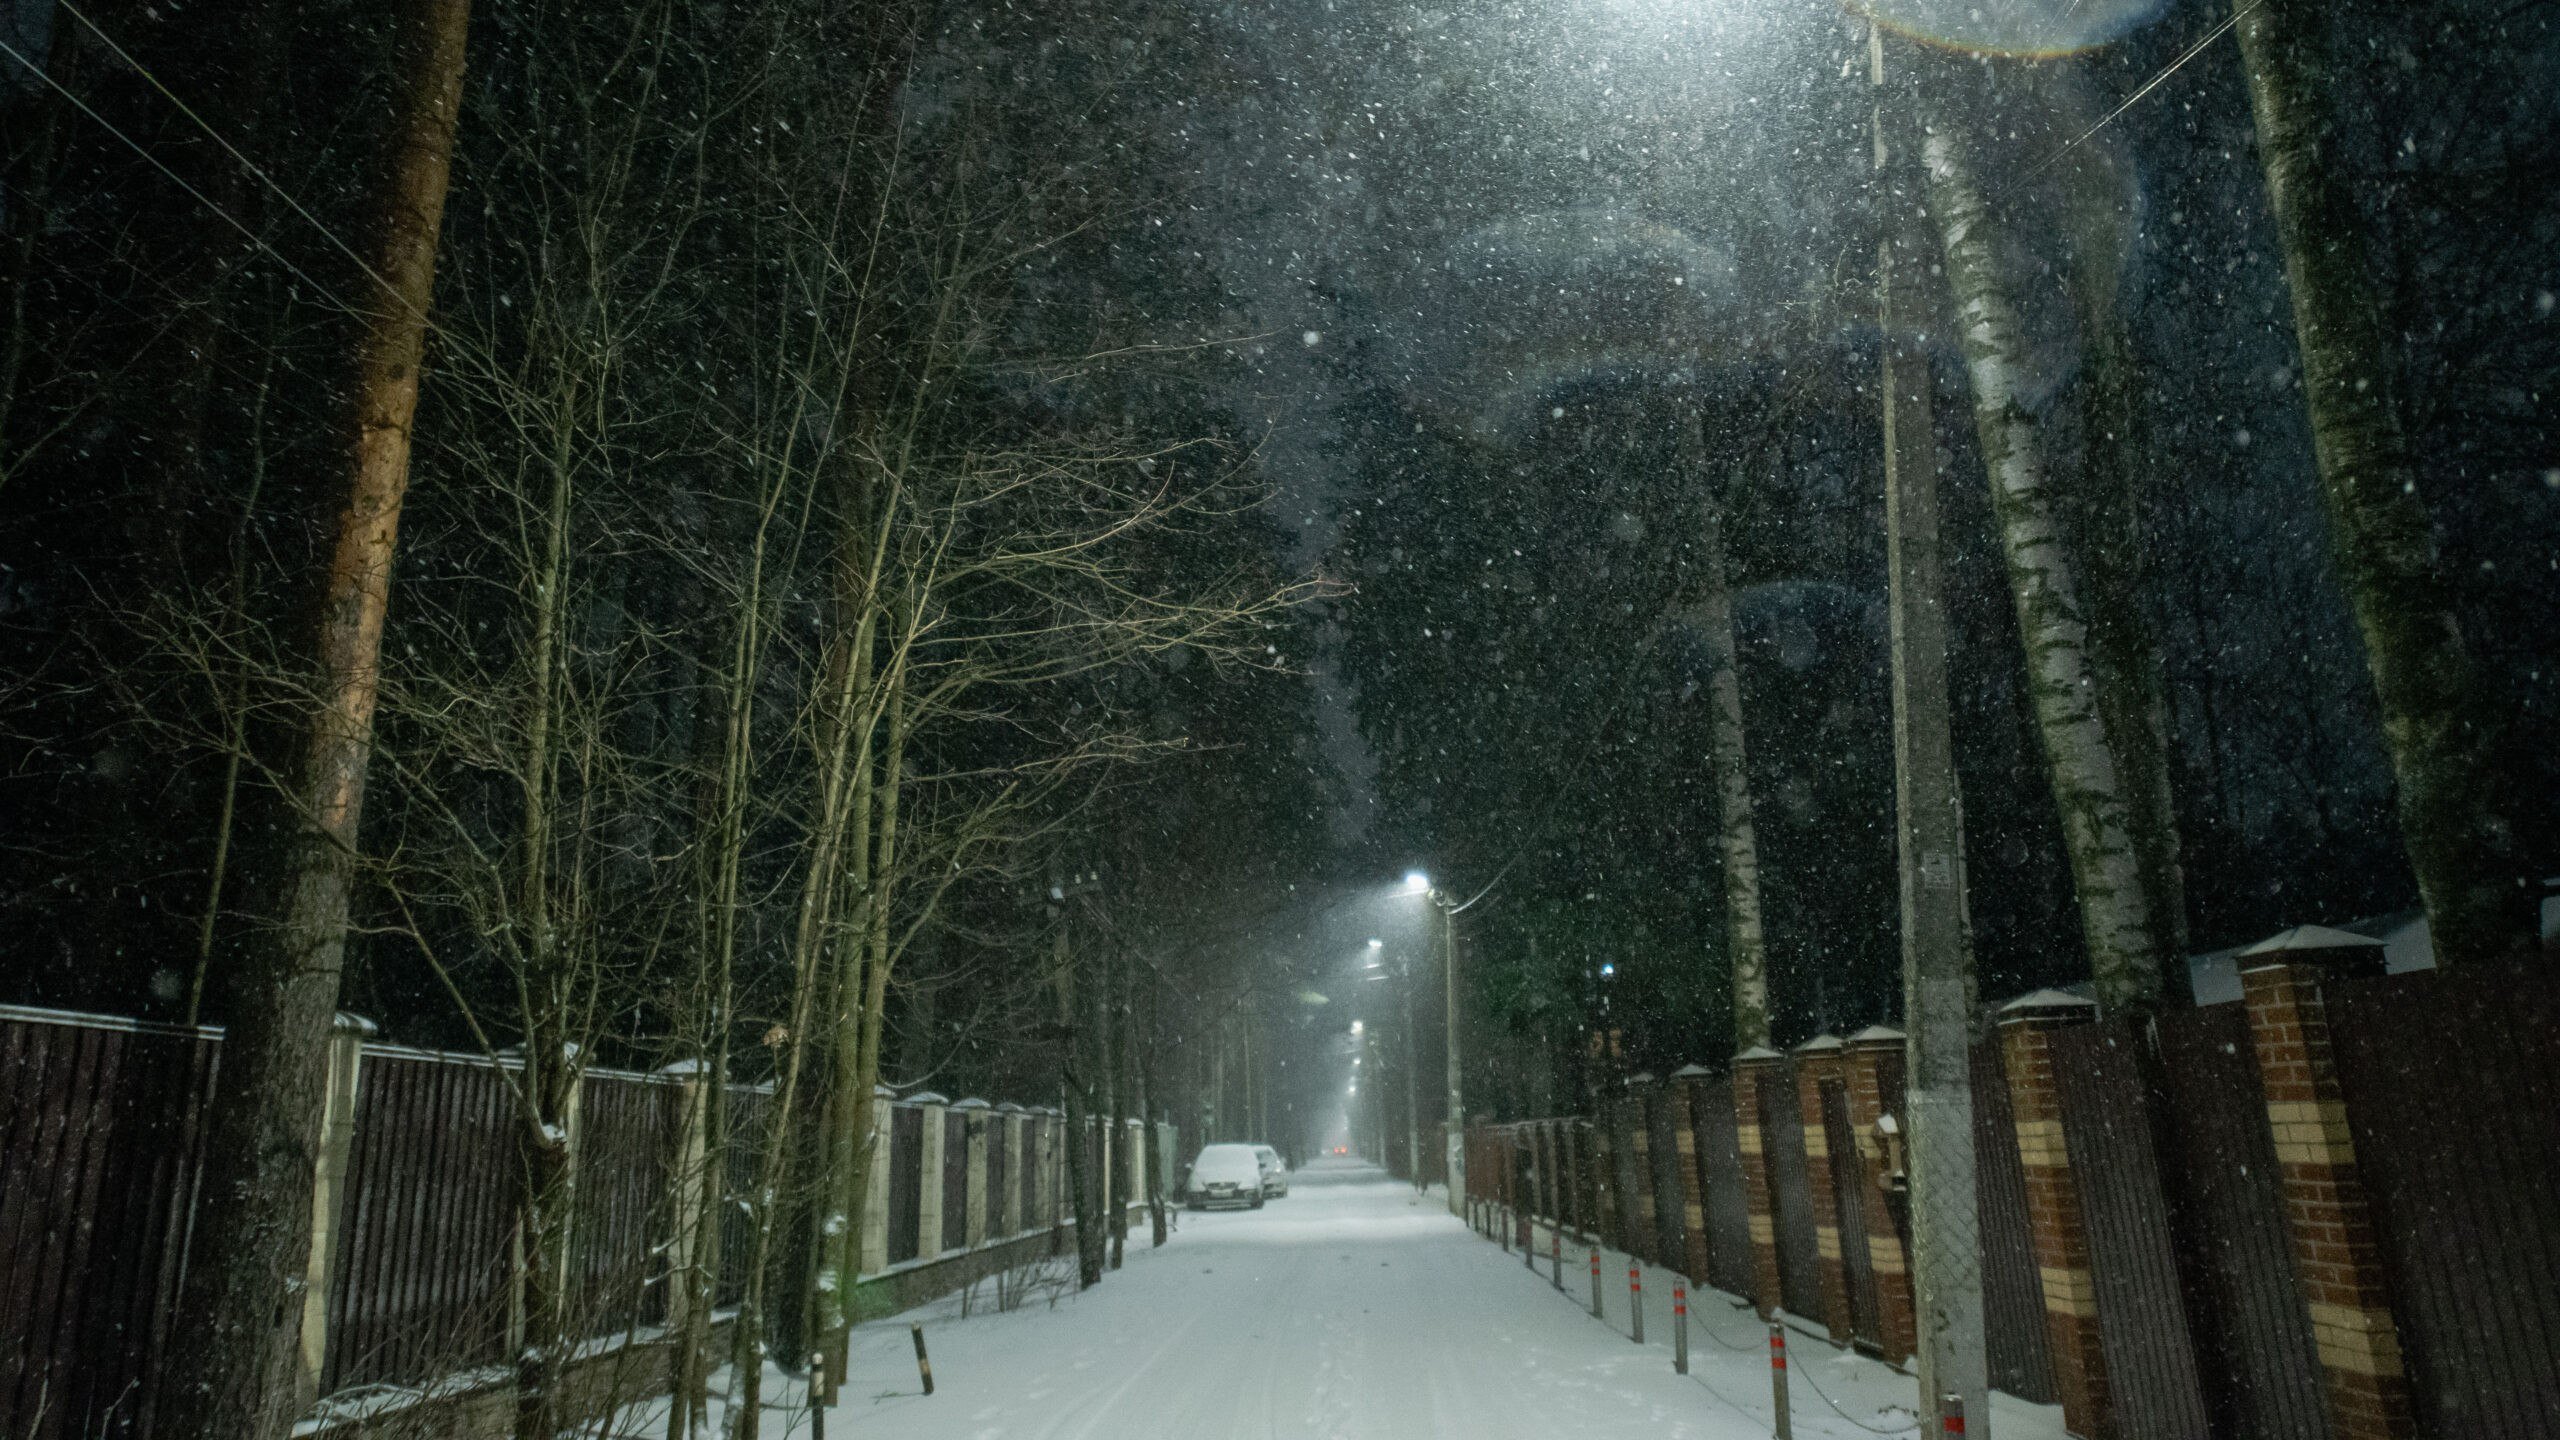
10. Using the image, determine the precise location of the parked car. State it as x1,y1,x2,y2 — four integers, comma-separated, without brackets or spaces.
1253,1144,1289,1197
1186,1143,1266,1210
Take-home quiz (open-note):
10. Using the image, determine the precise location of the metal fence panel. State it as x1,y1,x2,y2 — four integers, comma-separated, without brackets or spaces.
2154,1004,2332,1440
573,1072,680,1336
2050,1022,2212,1439
941,1112,967,1253
716,1085,771,1306
887,1105,922,1264
1757,1060,1826,1323
1687,1075,1756,1300
0,1012,217,1440
1970,1033,2058,1405
2330,958,2560,1440
989,1115,1013,1237
1644,1086,1690,1275
1822,1078,1884,1348
323,1051,517,1393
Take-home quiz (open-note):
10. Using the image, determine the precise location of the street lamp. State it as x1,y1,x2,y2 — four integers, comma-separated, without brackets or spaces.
1400,871,1466,1214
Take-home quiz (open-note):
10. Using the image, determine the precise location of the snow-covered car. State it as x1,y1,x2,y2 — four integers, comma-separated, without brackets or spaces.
1253,1144,1289,1197
1187,1143,1266,1209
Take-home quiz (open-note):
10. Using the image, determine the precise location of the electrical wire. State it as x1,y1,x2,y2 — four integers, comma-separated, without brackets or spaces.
55,1,407,311
2015,0,2268,187
0,34,355,320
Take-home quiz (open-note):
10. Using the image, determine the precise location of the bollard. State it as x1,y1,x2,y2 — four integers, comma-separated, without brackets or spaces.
1589,1244,1605,1320
1673,1278,1689,1374
910,1321,935,1396
809,1352,828,1440
1768,1322,1792,1440
1551,1226,1564,1289
1629,1262,1644,1344
1941,1392,1966,1437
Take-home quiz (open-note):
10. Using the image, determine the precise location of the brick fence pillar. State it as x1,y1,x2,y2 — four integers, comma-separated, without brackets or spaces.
1997,990,2112,1440
1841,1025,1917,1366
2236,926,2416,1440
295,1012,374,1411
1731,1045,1786,1318
1597,1112,1617,1245
862,1086,897,1272
1792,1035,1856,1343
1623,1074,1660,1263
996,1103,1027,1236
913,1092,949,1257
956,1099,991,1248
1668,1064,1716,1286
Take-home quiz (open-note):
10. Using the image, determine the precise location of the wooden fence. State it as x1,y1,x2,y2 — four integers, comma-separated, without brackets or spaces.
1462,939,2560,1440
0,1006,1112,1440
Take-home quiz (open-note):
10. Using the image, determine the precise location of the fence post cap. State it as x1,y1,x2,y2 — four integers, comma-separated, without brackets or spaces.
332,1012,379,1038
1733,1044,1785,1065
1998,989,2098,1025
1844,1024,1906,1047
996,1101,1027,1113
2237,924,2387,978
952,1097,992,1110
1793,1033,1844,1055
1669,1063,1714,1080
908,1091,950,1106
873,1083,900,1098
1626,1070,1657,1086
657,1058,711,1076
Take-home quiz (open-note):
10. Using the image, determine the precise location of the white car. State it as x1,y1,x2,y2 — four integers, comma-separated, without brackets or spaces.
1253,1144,1289,1198
1186,1143,1266,1210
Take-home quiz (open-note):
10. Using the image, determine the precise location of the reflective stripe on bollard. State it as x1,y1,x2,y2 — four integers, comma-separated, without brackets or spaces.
1941,1392,1966,1436
1768,1322,1792,1440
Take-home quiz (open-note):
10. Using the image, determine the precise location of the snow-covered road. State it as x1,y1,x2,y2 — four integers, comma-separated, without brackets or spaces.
653,1159,2067,1440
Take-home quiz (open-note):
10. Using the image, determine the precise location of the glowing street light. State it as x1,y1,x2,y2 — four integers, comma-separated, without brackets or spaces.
1402,870,1430,894
1367,937,1384,949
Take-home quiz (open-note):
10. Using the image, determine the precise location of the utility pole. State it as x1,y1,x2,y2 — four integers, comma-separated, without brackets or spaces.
1399,955,1423,1191
1439,898,1464,1212
1873,24,1987,1433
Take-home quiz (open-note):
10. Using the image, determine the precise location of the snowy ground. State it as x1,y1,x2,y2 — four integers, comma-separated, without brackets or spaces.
625,1158,2068,1439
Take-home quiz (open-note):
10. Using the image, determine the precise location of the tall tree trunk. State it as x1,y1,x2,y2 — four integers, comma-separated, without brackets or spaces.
1917,92,2174,1014
161,5,470,1435
1138,971,1168,1246
1104,945,1128,1267
512,397,582,1440
2230,0,2529,964
2046,65,2193,995
1056,920,1104,1289
1673,409,1772,1048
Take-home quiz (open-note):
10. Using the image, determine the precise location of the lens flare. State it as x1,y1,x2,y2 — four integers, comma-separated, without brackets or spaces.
1851,0,2168,57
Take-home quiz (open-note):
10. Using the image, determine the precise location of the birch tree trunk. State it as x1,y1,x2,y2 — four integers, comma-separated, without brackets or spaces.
2047,68,2192,988
1917,97,2173,1014
162,5,470,1434
2231,0,2528,964
1672,410,1772,1050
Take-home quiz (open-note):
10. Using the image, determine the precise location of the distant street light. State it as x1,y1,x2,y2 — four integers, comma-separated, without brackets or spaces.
1367,937,1384,949
1403,870,1431,894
